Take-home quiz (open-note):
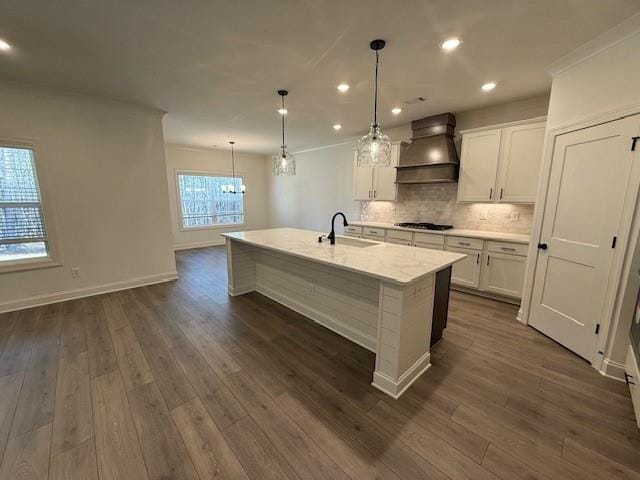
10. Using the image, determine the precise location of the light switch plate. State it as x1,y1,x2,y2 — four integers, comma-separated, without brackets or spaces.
510,211,520,222
71,267,80,278
480,211,488,220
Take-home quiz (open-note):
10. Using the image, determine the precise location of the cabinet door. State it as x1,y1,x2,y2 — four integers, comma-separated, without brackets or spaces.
446,246,481,288
496,122,545,203
353,151,373,200
373,142,399,201
481,252,525,298
457,129,501,202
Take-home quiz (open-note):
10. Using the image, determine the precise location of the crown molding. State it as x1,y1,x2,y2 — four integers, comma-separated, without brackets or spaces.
546,13,640,77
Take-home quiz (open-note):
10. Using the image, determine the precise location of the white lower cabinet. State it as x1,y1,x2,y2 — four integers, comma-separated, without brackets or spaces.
355,224,528,301
481,251,526,298
446,246,482,288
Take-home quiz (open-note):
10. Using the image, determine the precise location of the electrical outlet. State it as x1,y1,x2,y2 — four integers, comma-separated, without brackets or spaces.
71,267,80,278
480,210,488,220
510,211,520,222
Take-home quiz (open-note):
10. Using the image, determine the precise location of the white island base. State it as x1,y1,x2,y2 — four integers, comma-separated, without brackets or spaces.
223,229,463,398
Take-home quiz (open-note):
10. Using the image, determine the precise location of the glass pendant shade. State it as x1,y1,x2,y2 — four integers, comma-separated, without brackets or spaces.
273,89,296,176
357,39,391,168
272,147,296,176
357,124,391,167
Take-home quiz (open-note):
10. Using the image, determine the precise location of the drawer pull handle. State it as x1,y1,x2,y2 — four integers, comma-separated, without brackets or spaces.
501,247,516,251
458,242,470,246
476,253,480,264
487,254,490,266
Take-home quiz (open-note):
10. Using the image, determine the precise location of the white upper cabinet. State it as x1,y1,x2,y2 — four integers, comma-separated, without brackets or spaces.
496,122,546,203
354,163,374,200
458,118,546,204
457,129,502,202
353,142,400,201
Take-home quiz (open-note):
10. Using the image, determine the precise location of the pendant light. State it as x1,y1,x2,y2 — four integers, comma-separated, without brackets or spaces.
272,89,296,176
222,141,245,194
356,39,391,167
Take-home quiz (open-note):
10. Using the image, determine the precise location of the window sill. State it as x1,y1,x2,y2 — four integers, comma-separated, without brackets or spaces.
0,256,61,274
179,223,246,233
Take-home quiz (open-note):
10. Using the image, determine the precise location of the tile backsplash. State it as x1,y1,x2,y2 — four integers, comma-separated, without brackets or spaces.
360,183,534,234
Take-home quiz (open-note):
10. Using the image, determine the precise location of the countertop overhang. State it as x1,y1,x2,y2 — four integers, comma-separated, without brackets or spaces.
222,228,465,285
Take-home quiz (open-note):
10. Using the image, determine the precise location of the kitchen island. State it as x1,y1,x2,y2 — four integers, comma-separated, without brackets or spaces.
222,228,465,398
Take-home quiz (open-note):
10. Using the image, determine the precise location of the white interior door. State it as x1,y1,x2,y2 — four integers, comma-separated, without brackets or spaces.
529,116,640,361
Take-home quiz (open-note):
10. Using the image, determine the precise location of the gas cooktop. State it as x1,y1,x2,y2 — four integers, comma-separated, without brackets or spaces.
394,222,453,231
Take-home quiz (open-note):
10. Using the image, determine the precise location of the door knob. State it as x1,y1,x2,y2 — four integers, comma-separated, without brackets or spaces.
537,242,548,250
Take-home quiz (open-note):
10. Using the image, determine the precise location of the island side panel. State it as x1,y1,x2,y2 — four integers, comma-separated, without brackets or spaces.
252,248,379,351
373,274,435,398
225,238,257,296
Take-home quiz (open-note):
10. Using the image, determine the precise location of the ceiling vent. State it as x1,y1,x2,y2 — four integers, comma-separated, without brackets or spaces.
403,97,427,105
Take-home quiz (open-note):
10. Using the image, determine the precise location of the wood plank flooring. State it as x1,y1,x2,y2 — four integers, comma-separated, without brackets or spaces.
0,245,638,479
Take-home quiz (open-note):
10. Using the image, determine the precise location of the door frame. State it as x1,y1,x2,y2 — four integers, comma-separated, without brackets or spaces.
520,102,640,373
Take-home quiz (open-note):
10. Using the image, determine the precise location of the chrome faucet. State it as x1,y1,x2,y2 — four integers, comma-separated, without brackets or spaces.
327,212,348,245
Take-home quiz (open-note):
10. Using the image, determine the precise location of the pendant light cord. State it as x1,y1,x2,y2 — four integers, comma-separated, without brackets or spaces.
231,143,235,179
373,50,379,128
281,94,286,156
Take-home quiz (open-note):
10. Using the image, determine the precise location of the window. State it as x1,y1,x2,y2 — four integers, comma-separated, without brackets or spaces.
0,145,50,264
177,173,244,229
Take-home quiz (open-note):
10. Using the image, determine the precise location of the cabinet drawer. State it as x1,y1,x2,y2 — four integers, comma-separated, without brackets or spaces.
343,232,361,238
447,236,483,250
413,232,445,246
487,241,528,256
386,237,412,246
386,229,413,241
344,225,363,235
413,241,444,251
362,234,383,241
363,227,385,238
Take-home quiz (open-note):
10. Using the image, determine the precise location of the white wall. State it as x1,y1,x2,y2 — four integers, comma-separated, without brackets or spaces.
165,144,269,249
0,83,176,312
267,125,411,233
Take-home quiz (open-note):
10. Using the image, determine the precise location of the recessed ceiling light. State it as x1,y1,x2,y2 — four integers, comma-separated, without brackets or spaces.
277,108,288,115
481,82,497,92
391,107,402,115
333,124,342,131
337,83,350,93
0,39,11,51
441,38,461,51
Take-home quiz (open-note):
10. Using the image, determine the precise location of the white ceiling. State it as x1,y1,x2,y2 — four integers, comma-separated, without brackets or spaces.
2,0,639,153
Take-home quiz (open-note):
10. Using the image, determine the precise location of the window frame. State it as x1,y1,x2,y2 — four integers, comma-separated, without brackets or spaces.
0,138,60,274
175,169,246,232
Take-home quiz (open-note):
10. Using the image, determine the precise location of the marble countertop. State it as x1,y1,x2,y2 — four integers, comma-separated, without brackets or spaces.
222,228,466,285
350,221,530,244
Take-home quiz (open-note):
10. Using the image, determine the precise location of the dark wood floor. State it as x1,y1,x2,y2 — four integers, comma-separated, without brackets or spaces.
0,246,639,480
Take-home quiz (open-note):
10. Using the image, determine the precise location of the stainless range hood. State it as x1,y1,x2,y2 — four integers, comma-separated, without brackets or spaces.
396,113,459,184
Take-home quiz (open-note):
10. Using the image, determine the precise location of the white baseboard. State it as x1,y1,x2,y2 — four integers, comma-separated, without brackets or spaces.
372,352,431,399
0,271,178,313
601,357,626,382
174,240,224,251
451,285,521,306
